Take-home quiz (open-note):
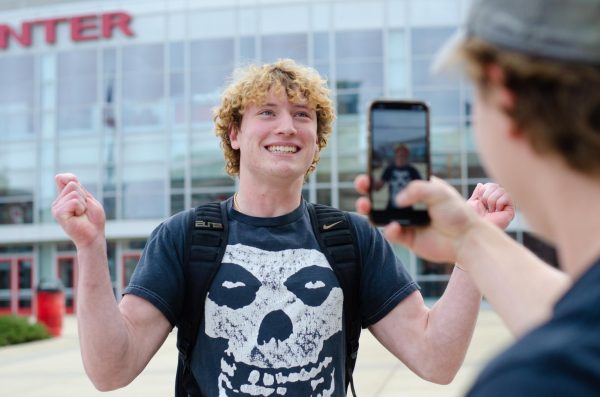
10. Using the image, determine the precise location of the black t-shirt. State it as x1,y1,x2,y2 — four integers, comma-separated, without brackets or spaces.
467,259,600,397
125,198,418,396
381,164,422,209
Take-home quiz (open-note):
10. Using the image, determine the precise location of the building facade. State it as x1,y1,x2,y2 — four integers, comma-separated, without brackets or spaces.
0,0,557,315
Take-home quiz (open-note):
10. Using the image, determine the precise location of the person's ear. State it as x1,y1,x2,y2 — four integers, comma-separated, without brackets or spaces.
487,65,515,112
486,64,521,139
229,125,240,150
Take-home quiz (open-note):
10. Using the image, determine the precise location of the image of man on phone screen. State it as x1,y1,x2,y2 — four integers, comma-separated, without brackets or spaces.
373,144,423,210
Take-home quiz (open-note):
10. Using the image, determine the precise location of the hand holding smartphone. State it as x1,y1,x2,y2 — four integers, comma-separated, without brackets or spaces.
368,100,431,226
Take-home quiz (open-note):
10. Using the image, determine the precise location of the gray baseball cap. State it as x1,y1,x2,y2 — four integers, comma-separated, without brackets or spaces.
434,0,600,71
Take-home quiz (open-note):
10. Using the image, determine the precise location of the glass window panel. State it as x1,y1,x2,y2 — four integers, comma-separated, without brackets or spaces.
431,125,461,152
170,42,184,71
191,39,234,66
0,202,33,224
413,89,460,122
122,101,166,133
0,80,34,107
171,134,186,189
18,259,32,290
338,187,361,211
0,55,34,105
58,138,99,166
314,62,330,82
58,106,98,134
337,93,360,115
58,49,97,76
411,26,455,57
54,166,98,198
0,110,34,139
190,128,230,188
339,154,363,182
336,88,382,116
57,76,97,106
123,134,167,163
240,36,256,61
0,262,9,298
170,73,184,98
169,98,187,127
336,61,383,89
316,188,332,206
171,163,185,189
122,164,166,219
313,32,329,61
191,66,232,96
171,193,185,215
335,30,382,59
122,44,164,73
191,101,219,124
191,157,232,188
103,195,116,220
431,152,461,179
0,142,35,171
316,156,331,183
261,34,308,64
411,57,458,89
467,152,487,178
122,71,164,101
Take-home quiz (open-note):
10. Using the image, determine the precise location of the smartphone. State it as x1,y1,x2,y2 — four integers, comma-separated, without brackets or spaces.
368,99,431,226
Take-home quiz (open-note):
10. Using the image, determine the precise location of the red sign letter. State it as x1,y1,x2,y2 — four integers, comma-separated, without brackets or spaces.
101,12,134,38
37,17,69,44
71,14,99,41
0,21,32,49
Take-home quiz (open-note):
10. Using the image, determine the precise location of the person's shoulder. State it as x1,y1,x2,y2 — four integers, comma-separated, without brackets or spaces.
469,351,599,396
469,323,600,396
158,208,194,234
346,211,371,229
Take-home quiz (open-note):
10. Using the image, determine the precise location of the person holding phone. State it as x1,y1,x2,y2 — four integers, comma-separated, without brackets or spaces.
52,58,514,396
357,0,600,395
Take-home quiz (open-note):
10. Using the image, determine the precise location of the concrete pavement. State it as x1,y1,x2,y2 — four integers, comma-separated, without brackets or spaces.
0,309,513,396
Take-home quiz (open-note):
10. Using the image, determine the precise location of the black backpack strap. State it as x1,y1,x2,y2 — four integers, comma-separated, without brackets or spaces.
175,201,229,397
307,203,362,397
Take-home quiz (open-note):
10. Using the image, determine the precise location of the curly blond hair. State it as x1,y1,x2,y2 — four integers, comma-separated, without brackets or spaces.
213,59,335,177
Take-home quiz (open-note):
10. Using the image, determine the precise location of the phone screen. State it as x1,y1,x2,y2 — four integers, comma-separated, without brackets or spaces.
368,100,430,226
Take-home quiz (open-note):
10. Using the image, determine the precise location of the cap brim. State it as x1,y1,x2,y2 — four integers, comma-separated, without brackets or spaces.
431,28,467,76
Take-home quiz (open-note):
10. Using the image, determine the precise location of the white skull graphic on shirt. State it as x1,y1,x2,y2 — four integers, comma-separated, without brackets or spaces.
204,243,344,396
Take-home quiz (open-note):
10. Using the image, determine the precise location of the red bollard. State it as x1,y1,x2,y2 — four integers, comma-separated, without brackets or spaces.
36,280,65,337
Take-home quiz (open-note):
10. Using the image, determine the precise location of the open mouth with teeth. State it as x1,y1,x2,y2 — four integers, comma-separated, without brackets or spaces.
266,145,299,154
218,351,335,396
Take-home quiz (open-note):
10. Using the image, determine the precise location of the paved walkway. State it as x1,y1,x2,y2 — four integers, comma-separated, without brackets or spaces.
0,309,513,396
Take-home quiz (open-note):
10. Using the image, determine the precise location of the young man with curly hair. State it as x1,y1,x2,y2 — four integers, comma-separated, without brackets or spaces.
52,58,513,396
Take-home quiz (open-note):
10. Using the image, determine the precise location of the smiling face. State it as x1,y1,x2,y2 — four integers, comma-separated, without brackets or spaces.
229,91,319,185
